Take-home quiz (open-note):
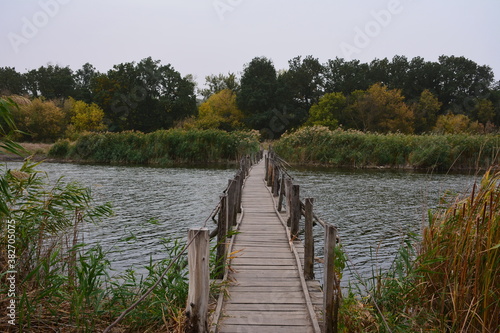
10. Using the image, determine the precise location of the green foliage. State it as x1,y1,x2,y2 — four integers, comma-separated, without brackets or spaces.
93,57,197,132
237,56,279,130
412,89,442,133
49,129,260,165
0,97,26,156
275,126,500,170
305,92,345,129
199,72,240,100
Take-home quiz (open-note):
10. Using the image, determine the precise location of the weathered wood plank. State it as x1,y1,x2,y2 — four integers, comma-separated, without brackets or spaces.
217,158,323,333
219,325,313,333
222,312,310,326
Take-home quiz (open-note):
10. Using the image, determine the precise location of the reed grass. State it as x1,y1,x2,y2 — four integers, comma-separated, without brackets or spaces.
274,126,500,170
417,168,500,332
48,129,260,165
0,160,193,332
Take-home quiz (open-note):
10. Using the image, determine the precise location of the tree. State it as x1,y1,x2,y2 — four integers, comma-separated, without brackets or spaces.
196,89,244,131
437,55,494,114
74,63,99,103
305,92,346,129
92,57,197,132
277,55,325,129
412,89,442,133
199,73,239,100
237,57,279,131
323,58,370,94
349,83,414,133
472,99,495,125
33,64,75,99
368,58,391,86
433,113,478,134
0,67,24,95
13,98,65,141
66,97,106,133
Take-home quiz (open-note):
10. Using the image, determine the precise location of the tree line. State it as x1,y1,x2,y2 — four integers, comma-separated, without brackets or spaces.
1,55,499,141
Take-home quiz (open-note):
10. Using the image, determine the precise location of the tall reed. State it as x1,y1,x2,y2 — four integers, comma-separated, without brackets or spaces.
417,168,500,332
274,126,500,170
49,129,260,165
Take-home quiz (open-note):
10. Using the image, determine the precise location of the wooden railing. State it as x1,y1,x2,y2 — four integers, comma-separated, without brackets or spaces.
184,149,340,333
185,150,263,333
265,150,340,333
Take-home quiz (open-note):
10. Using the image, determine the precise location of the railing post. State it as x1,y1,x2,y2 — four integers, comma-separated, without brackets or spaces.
277,175,286,212
264,155,269,182
266,158,273,187
235,173,242,214
285,177,293,225
186,228,209,333
290,184,300,238
227,179,237,228
323,224,339,333
216,194,227,279
304,197,314,280
272,165,280,197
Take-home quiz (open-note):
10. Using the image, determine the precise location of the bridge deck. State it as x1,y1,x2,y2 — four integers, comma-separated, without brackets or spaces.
216,159,324,333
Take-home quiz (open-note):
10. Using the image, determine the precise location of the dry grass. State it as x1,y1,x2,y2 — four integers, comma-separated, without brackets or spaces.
417,167,500,332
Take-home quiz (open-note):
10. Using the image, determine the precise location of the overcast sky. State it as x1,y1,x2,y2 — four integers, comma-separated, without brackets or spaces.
1,0,499,90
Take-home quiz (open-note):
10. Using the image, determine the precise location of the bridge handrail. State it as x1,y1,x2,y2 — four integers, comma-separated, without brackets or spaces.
266,148,340,333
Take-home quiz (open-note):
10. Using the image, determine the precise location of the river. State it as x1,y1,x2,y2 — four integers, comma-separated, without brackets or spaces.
2,160,478,287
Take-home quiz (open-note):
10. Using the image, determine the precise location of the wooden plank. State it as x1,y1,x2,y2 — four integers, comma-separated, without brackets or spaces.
230,271,299,279
219,325,313,333
215,158,324,333
222,312,310,326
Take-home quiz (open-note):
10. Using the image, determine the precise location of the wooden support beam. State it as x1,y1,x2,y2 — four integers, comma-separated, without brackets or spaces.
277,174,286,212
285,177,293,226
227,179,237,228
235,173,242,214
186,228,209,333
323,224,339,333
266,159,273,187
304,197,314,280
264,155,269,182
290,184,300,238
272,165,280,197
216,194,227,279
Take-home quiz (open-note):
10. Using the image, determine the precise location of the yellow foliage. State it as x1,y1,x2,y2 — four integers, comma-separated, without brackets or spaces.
196,89,244,131
13,98,65,141
69,97,107,133
351,83,414,133
433,113,481,134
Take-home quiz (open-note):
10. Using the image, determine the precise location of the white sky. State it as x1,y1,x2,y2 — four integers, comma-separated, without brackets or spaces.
1,0,499,90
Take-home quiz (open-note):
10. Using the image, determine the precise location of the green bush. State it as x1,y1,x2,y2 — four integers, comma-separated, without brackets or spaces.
50,129,260,165
275,126,500,170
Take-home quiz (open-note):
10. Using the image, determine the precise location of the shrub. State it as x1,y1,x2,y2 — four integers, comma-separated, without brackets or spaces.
275,126,500,170
52,129,260,165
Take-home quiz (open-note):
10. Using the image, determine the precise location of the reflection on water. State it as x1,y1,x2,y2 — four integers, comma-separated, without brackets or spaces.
3,161,478,286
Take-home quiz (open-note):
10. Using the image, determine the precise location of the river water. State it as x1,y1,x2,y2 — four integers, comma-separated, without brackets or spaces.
3,161,478,287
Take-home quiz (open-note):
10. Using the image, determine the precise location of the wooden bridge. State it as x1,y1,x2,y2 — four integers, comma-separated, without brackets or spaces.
185,152,340,333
